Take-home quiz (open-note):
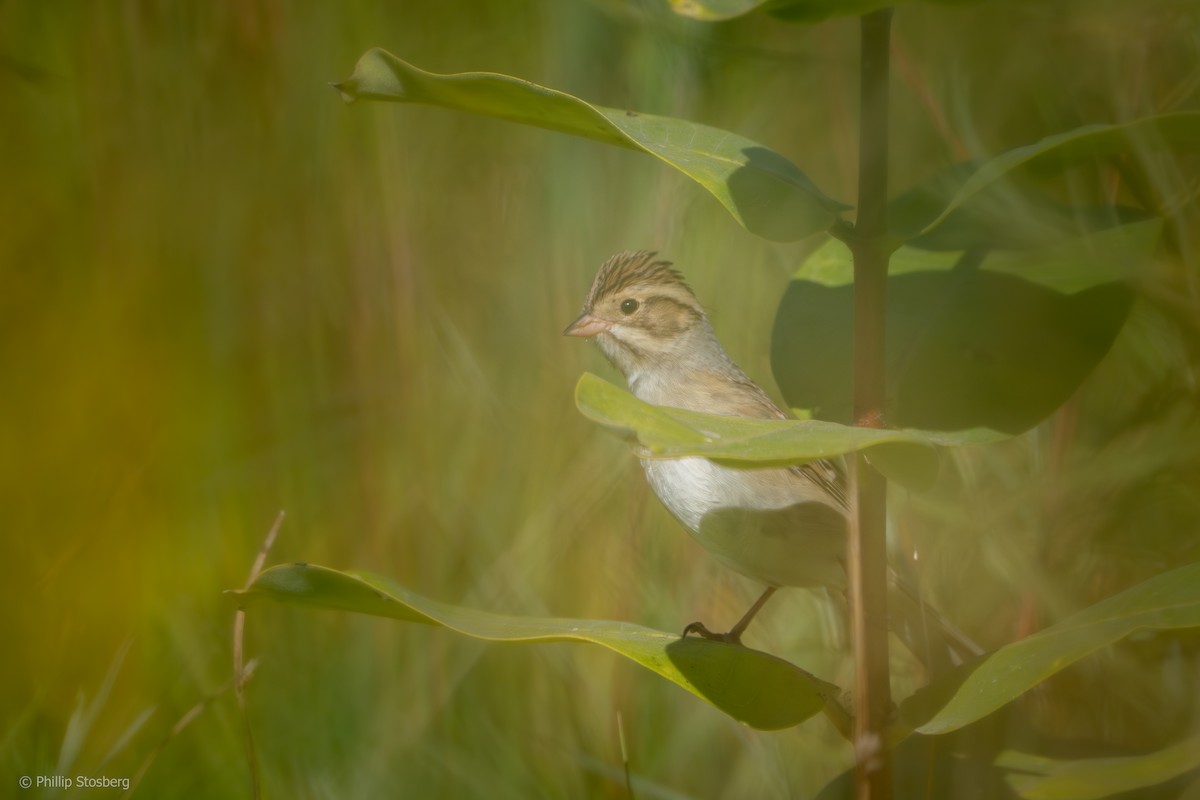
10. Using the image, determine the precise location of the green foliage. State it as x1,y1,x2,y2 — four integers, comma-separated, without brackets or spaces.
901,561,1200,735
320,10,1200,796
5,1,1199,797
333,48,846,241
665,0,873,22
332,48,1185,438
575,371,1006,487
1001,736,1200,800
772,221,1160,431
233,556,1200,796
904,112,1200,239
667,0,972,23
309,10,1200,799
238,563,833,730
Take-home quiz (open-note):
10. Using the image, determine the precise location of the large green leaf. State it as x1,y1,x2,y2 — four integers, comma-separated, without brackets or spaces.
889,160,1154,251
816,732,1016,800
575,372,1005,487
772,220,1159,432
912,112,1200,238
901,561,1200,736
667,0,888,22
667,0,977,22
1001,735,1200,800
666,0,764,20
235,563,835,731
333,48,845,241
817,729,1200,800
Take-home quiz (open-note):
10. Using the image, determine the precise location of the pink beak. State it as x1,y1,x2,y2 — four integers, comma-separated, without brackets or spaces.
562,313,611,338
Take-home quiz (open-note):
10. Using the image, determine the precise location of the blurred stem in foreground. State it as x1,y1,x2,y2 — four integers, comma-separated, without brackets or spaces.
835,8,895,799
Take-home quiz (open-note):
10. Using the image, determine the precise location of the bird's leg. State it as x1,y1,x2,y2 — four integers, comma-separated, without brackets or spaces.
682,586,778,646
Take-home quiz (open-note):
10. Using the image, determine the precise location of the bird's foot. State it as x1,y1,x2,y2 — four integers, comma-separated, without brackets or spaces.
681,621,742,646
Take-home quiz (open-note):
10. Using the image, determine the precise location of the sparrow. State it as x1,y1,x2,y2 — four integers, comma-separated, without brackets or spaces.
565,250,977,665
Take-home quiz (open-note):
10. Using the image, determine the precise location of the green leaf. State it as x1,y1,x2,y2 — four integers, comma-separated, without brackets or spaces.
666,0,771,20
816,732,1015,800
1000,735,1200,800
772,220,1160,432
764,0,905,22
667,0,884,21
889,160,1154,250
667,0,977,23
901,561,1200,736
915,112,1200,237
665,0,762,20
574,372,1005,487
332,48,845,241
235,563,833,731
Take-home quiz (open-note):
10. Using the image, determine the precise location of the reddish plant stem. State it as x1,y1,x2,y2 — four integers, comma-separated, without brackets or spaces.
849,8,895,799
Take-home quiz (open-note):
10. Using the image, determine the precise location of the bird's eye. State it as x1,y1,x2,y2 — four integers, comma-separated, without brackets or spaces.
619,298,639,315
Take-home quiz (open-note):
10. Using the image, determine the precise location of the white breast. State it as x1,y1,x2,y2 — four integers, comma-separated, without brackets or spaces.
641,456,848,589
642,457,775,530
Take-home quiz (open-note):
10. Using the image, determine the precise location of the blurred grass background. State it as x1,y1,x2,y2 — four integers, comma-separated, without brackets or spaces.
1,1,1197,797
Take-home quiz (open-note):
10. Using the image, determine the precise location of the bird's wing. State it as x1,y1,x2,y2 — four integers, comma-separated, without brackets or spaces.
722,370,851,512
792,459,848,511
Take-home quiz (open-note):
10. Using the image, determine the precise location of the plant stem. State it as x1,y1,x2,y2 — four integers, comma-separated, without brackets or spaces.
849,8,894,799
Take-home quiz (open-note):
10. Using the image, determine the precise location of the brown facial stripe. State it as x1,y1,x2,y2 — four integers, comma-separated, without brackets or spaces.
636,294,703,337
586,250,693,308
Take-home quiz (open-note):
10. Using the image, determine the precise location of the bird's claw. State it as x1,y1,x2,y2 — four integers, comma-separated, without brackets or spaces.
681,621,742,646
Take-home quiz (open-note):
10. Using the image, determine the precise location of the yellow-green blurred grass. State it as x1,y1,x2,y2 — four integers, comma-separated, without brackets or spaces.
2,1,1199,797
0,3,839,796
